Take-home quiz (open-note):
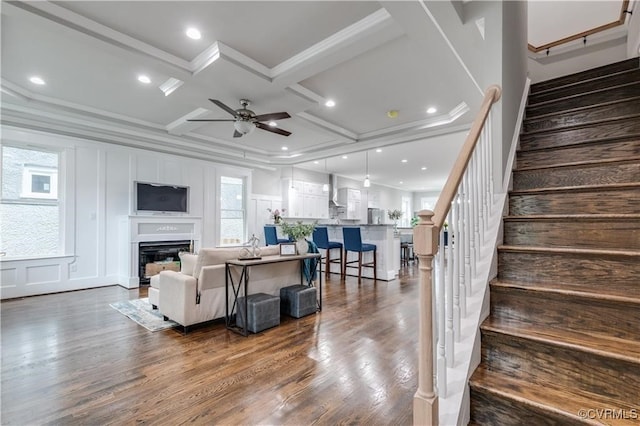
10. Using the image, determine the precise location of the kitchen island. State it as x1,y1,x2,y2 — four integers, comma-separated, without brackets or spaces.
321,224,400,281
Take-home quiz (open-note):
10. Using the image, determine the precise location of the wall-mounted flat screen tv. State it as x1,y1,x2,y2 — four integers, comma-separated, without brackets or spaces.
135,182,189,213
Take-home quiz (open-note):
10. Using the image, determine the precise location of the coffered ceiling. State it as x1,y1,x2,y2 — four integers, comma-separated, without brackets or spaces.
1,1,630,192
0,0,481,191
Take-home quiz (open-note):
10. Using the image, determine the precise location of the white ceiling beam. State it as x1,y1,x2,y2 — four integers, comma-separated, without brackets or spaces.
270,9,405,88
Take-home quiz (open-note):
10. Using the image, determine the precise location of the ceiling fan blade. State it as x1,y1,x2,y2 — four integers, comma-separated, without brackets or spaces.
256,122,291,137
233,130,243,138
253,112,291,122
209,99,239,118
187,119,236,122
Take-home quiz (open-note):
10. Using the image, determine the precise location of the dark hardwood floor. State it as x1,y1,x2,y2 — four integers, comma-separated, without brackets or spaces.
1,265,420,425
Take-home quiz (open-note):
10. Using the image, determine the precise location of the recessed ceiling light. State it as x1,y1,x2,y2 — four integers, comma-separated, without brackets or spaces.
421,166,427,170
313,161,319,164
268,121,277,127
342,155,348,159
427,107,437,114
325,100,336,108
376,149,382,153
29,76,45,85
401,159,408,163
137,75,151,84
399,181,403,184
387,110,399,118
281,146,288,151
186,27,201,40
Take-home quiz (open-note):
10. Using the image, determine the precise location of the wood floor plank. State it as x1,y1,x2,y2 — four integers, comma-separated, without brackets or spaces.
1,271,419,425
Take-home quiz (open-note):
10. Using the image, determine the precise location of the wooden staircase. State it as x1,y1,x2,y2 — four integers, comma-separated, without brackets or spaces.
469,58,640,425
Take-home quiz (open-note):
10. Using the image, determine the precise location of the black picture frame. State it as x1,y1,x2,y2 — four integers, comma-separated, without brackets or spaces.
280,242,296,256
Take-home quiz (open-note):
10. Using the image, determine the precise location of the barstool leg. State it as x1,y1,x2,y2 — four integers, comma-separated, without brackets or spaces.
325,248,330,278
342,250,347,276
373,249,377,281
358,252,362,283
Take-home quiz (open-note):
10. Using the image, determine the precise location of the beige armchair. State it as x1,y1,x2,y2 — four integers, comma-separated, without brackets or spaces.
157,246,300,330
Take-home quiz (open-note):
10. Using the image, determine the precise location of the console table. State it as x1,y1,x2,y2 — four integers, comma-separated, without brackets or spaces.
225,253,322,336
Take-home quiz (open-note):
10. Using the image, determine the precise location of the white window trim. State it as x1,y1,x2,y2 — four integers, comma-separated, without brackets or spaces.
21,166,58,199
218,174,247,246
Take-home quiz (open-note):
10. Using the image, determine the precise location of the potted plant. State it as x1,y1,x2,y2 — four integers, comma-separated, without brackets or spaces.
280,221,317,254
388,209,403,234
267,207,286,224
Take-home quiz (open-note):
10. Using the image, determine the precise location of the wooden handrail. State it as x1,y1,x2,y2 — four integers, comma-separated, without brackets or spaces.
528,0,630,53
431,85,501,231
412,85,501,426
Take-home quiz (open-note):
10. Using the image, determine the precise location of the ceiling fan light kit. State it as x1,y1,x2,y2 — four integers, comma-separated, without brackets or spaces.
233,120,256,136
187,98,292,138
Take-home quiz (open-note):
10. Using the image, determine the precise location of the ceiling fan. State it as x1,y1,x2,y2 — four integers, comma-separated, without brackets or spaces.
188,99,292,138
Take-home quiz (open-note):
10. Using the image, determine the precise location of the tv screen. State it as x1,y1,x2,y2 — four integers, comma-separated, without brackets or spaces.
136,182,188,213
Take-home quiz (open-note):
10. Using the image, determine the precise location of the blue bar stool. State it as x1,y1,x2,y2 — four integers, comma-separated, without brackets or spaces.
312,227,343,278
264,226,289,246
342,227,377,282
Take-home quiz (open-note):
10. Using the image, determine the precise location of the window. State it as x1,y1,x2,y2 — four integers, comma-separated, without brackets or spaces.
401,196,412,227
219,176,245,245
21,165,58,199
1,146,61,257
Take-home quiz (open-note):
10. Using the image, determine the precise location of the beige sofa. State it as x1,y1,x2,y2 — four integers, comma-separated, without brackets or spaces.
155,246,301,329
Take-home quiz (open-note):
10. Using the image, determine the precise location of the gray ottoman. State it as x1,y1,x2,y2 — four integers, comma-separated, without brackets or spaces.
237,293,280,333
280,285,317,318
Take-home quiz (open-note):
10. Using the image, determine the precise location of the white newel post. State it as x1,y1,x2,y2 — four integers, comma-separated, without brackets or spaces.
413,210,439,426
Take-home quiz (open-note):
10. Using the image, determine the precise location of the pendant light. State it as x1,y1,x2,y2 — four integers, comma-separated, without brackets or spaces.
363,151,371,188
322,159,329,192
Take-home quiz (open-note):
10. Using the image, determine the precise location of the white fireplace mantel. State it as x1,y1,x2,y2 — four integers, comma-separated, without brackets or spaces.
118,215,202,288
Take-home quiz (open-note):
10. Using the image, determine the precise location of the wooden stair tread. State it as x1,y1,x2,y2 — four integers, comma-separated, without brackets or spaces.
530,58,640,94
481,318,640,365
515,156,640,172
491,279,640,305
524,96,640,122
470,366,640,425
510,182,640,195
530,67,640,97
498,245,640,257
526,80,640,109
518,135,640,153
503,213,640,221
522,113,640,137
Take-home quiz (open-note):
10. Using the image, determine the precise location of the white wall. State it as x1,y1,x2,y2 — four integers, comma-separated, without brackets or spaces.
0,126,251,299
628,0,640,58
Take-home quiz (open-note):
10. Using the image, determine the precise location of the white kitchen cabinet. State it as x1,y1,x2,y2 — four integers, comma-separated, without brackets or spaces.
337,188,362,220
282,179,329,219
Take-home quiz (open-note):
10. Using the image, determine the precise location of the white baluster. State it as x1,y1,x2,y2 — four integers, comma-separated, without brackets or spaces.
436,231,446,397
473,152,481,278
463,173,472,296
446,209,454,367
452,196,461,339
488,113,495,211
481,127,490,240
469,156,477,280
477,139,486,246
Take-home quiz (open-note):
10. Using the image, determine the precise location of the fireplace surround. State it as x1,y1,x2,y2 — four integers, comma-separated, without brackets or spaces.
119,216,202,288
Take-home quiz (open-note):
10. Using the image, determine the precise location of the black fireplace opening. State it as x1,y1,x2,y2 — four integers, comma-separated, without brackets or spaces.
138,240,191,285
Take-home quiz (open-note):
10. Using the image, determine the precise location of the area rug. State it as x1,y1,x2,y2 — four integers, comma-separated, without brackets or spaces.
109,298,178,332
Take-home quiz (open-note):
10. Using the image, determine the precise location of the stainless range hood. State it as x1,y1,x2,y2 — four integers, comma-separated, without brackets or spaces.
329,174,343,207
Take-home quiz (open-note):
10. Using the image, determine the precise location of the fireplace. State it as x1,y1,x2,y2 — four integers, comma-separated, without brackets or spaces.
138,240,191,285
119,215,202,288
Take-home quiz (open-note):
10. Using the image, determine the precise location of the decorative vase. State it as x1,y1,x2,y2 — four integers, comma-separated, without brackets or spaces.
393,221,399,235
296,238,309,255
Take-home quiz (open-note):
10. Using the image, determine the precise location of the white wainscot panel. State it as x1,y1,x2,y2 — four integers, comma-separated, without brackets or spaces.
1,268,18,288
26,264,61,284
